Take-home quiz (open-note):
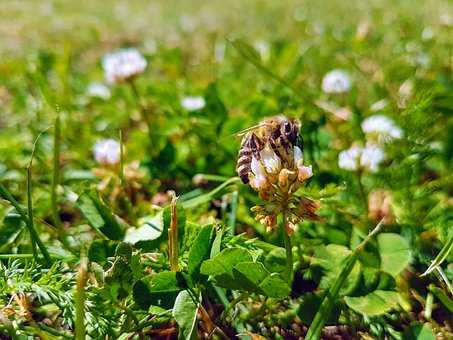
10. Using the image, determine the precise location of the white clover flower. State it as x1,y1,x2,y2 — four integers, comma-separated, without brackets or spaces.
338,144,385,172
293,146,313,181
294,146,303,165
102,48,147,84
322,69,352,94
181,96,206,111
93,139,121,165
260,146,281,174
338,145,362,171
87,82,111,100
361,114,403,141
360,144,385,172
249,157,268,191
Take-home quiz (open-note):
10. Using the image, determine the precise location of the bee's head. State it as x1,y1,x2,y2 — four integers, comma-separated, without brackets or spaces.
280,119,299,145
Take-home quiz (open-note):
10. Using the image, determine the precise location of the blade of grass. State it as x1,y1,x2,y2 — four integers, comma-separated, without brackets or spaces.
75,257,88,340
27,130,52,265
51,113,62,228
422,232,453,276
227,191,238,235
228,38,303,101
305,219,384,340
182,177,240,209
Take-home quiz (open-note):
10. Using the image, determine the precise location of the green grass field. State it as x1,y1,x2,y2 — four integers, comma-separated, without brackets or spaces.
0,1,452,339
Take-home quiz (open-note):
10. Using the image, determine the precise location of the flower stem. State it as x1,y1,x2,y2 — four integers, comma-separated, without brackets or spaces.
282,211,293,284
128,79,153,134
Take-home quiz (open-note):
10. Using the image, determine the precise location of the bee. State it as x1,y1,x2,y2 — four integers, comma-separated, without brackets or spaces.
268,117,300,158
236,132,264,183
236,116,301,183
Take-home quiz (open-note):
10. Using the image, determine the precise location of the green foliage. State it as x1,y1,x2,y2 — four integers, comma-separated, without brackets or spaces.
0,1,452,338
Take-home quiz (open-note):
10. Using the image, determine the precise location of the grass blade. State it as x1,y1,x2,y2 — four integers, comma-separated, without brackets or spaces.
51,113,62,228
422,232,453,276
305,220,384,340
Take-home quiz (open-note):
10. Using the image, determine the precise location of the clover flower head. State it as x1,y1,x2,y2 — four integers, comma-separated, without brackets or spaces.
181,96,206,111
93,139,121,165
361,114,403,141
338,143,385,173
237,116,318,234
87,82,111,99
360,143,385,172
102,48,147,84
322,69,351,94
338,145,362,171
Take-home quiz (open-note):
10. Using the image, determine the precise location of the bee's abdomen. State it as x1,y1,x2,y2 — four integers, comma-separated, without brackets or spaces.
236,148,252,183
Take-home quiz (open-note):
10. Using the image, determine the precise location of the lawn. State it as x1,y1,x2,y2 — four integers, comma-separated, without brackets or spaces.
0,0,452,339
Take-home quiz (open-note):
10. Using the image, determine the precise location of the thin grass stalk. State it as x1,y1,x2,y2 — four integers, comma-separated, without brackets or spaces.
168,194,179,272
51,114,62,228
75,257,88,340
305,219,384,340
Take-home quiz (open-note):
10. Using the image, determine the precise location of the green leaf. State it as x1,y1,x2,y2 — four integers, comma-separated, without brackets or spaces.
0,210,24,247
200,248,252,277
188,225,214,280
77,191,125,240
173,290,199,340
258,273,291,298
314,244,361,296
429,285,453,312
88,239,118,266
345,290,400,316
404,323,436,340
210,229,222,258
377,233,411,277
125,212,164,250
133,271,183,309
264,247,287,273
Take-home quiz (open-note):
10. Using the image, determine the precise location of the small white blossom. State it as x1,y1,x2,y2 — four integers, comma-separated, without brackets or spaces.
338,144,385,172
181,96,205,111
360,144,385,172
93,139,121,165
338,145,362,171
322,69,352,94
361,114,403,141
87,82,111,99
260,147,281,174
102,48,147,84
294,146,303,166
293,146,312,181
249,157,268,190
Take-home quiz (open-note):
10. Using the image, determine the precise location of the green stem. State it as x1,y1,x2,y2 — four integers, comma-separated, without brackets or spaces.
282,211,293,284
129,79,152,134
51,114,62,228
27,166,52,265
75,258,88,340
356,169,368,216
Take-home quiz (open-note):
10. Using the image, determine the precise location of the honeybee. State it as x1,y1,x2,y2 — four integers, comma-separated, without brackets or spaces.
236,116,301,183
236,132,264,183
